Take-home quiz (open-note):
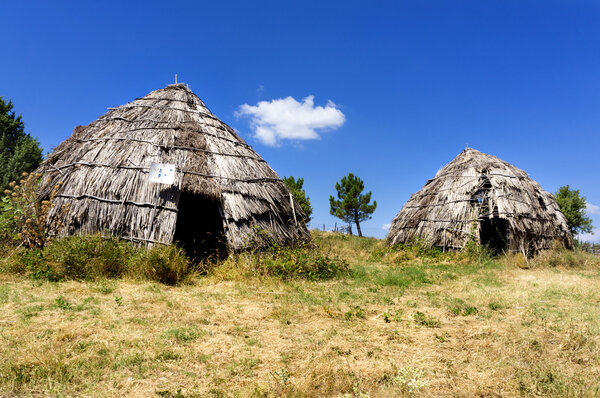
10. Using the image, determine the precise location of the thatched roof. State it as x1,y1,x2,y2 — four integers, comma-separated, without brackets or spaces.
37,84,309,252
387,148,572,255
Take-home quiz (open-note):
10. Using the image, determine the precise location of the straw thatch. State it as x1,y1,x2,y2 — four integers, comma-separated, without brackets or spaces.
37,84,309,254
387,148,572,255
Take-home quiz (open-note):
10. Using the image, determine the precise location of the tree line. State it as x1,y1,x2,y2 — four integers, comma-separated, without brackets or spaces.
0,97,43,191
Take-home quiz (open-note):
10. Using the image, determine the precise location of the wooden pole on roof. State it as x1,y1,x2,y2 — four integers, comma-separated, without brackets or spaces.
289,192,297,226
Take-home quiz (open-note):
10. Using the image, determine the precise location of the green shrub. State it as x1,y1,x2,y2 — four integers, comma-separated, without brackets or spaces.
0,172,63,249
21,249,61,281
371,238,443,264
2,233,195,285
532,247,599,269
463,240,494,264
43,235,134,279
310,230,382,261
370,237,499,266
129,245,191,285
0,249,27,275
0,248,61,281
247,244,349,281
407,239,498,265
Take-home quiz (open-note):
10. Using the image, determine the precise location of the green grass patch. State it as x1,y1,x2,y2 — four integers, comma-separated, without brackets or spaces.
232,244,349,281
413,311,440,328
447,298,478,316
0,284,9,304
376,266,431,288
163,326,205,343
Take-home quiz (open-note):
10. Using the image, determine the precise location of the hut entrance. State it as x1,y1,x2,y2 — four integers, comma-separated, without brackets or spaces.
173,193,227,261
479,217,508,254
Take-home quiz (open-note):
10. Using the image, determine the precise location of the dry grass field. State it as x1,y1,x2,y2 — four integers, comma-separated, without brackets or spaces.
1,232,599,397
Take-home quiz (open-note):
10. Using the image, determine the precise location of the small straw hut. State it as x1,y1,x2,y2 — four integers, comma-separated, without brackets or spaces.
387,148,572,256
37,84,309,257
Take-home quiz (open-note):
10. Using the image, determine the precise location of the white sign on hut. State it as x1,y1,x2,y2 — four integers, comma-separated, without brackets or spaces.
148,162,176,185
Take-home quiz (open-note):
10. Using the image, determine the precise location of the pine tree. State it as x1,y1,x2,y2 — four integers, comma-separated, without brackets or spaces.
283,176,313,222
329,173,376,237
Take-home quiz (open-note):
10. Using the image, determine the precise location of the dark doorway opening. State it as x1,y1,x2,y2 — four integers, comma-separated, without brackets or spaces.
173,193,227,261
479,217,508,255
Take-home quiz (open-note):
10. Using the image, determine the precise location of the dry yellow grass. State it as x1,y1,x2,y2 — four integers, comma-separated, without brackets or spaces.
0,233,599,397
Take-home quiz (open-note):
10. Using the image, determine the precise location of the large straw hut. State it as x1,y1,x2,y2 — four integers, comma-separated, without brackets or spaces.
37,84,309,257
387,148,572,256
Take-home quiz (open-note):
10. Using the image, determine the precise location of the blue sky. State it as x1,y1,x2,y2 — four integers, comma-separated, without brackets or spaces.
2,1,599,241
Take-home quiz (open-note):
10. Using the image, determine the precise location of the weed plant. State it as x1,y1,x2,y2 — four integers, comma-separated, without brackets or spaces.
230,243,349,281
531,246,600,269
413,311,441,328
0,172,66,248
362,235,495,266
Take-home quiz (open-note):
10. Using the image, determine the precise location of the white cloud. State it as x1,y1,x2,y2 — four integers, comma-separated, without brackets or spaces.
577,228,600,243
382,223,392,230
586,202,600,215
236,95,345,146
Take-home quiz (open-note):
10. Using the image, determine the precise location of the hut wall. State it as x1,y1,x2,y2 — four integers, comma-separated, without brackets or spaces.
387,149,572,255
38,84,310,251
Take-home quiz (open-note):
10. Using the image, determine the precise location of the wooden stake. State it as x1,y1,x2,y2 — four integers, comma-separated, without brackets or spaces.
289,192,297,226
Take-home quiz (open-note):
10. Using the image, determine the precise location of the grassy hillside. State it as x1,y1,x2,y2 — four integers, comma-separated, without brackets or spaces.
0,231,599,397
